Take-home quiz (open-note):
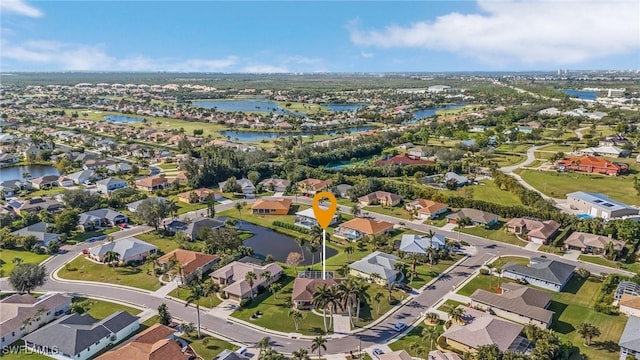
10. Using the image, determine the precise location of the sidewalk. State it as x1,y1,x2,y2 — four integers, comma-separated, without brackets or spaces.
152,279,179,298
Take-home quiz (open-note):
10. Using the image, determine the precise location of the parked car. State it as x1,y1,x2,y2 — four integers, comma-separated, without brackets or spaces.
394,322,407,332
372,348,384,357
82,249,89,255
118,223,128,229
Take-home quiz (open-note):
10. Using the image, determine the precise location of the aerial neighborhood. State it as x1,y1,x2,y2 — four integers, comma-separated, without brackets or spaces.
1,71,640,360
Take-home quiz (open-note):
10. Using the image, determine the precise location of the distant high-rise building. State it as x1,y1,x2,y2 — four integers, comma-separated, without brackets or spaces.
557,69,562,75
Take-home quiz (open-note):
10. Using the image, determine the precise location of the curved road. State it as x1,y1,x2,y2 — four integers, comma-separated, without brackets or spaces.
1,197,632,354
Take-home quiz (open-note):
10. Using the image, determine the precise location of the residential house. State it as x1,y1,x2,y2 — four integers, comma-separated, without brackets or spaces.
446,208,499,227
9,197,62,215
83,159,115,171
67,169,95,185
334,218,394,241
11,222,59,246
95,323,191,360
126,197,167,213
444,172,469,187
374,153,434,166
30,175,73,189
427,350,463,360
96,177,127,194
358,191,402,207
396,143,414,150
616,282,640,302
251,198,292,215
470,283,554,328
258,178,290,192
620,295,640,318
0,179,31,199
136,176,172,192
405,199,448,219
578,146,631,158
505,218,561,244
291,278,341,310
442,307,529,354
399,233,446,254
295,207,339,229
564,231,625,255
177,188,223,204
157,249,219,284
180,217,225,240
600,134,630,148
619,315,640,360
105,162,132,175
78,208,128,230
379,350,413,360
163,219,188,233
0,292,72,348
216,349,251,360
408,146,429,158
218,178,255,197
0,153,19,167
23,311,139,360
557,156,628,176
88,237,157,264
502,257,575,292
566,192,639,219
297,178,333,195
348,251,399,285
335,184,353,198
210,261,283,303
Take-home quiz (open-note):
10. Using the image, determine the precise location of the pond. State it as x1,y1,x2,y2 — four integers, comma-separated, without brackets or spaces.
105,115,144,123
237,221,337,266
192,99,362,114
325,103,363,112
218,126,377,142
0,165,59,182
407,103,465,123
561,89,599,101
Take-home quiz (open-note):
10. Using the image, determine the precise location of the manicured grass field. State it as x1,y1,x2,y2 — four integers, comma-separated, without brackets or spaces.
578,255,640,273
496,144,533,153
534,151,557,160
362,205,412,220
457,274,518,296
276,100,328,114
168,287,222,309
184,334,238,360
550,277,628,360
58,256,161,291
441,179,523,206
492,154,526,167
68,227,119,243
405,256,462,289
389,323,444,356
167,195,207,215
436,299,465,311
0,249,50,276
540,144,576,152
458,222,526,247
494,256,530,266
72,296,141,319
516,169,640,205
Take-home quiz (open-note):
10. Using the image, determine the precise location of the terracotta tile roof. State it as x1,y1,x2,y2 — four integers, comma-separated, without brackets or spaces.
251,198,292,210
298,178,332,190
564,231,625,251
620,294,640,310
412,200,448,214
506,218,560,240
96,323,190,360
157,249,218,276
340,217,394,235
358,191,402,204
136,176,170,188
291,278,341,302
177,188,221,199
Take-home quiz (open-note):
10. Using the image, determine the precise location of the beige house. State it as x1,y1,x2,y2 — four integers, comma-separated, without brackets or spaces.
210,261,283,303
358,191,402,207
564,231,626,255
505,218,561,244
620,295,640,317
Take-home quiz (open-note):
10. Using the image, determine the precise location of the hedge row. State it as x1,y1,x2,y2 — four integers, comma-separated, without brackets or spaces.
272,221,310,234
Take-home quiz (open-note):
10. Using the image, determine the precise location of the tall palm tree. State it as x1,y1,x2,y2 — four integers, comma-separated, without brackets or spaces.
291,348,310,360
202,279,218,308
486,263,495,290
312,284,331,333
338,279,357,325
344,245,354,261
296,237,307,261
422,326,440,351
204,193,216,218
257,337,270,356
260,270,272,285
308,241,320,266
325,285,342,329
374,292,383,315
146,253,159,275
351,205,361,217
310,336,327,360
245,271,257,299
166,199,178,219
352,281,370,325
447,306,465,325
185,283,204,339
289,309,304,331
103,251,120,268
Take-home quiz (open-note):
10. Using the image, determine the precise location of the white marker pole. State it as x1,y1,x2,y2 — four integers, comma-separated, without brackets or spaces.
322,229,326,280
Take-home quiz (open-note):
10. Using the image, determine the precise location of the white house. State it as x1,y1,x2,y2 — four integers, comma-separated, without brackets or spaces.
348,251,399,285
96,177,127,194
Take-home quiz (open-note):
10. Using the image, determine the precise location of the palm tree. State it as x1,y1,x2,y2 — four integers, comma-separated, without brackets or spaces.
447,306,465,325
260,270,272,285
374,292,383,315
269,283,282,299
291,348,310,360
257,337,270,356
204,193,216,218
422,326,440,351
325,285,342,329
351,205,361,217
310,336,327,360
12,257,23,265
103,251,120,268
146,253,159,275
308,241,320,266
425,312,440,325
185,283,205,339
352,281,370,325
312,284,331,333
337,279,357,325
486,263,495,290
245,271,257,299
296,237,307,261
235,202,243,219
166,199,178,219
289,309,303,331
344,245,354,261
577,322,601,346
394,262,408,281
202,279,218,308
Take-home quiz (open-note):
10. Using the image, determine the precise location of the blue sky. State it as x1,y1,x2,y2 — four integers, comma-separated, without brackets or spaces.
1,0,639,72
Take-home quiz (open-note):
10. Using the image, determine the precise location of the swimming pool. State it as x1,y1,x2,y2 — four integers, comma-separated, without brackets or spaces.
577,213,593,220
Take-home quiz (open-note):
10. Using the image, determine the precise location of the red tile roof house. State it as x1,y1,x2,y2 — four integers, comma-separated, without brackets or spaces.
297,178,333,195
136,176,173,192
157,249,219,284
556,156,628,176
505,218,561,245
405,199,449,220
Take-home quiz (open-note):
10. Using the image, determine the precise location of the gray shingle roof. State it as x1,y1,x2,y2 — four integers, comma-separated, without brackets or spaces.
470,283,554,324
89,237,157,260
348,251,399,280
23,311,138,356
183,217,225,239
503,257,575,286
11,222,59,246
80,208,127,222
399,234,446,254
619,315,640,352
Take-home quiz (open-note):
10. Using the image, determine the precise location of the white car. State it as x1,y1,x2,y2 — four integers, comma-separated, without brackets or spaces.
372,348,384,357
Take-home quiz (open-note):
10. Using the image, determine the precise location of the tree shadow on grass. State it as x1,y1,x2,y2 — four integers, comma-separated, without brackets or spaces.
593,340,619,353
561,275,586,295
116,267,143,275
548,301,574,334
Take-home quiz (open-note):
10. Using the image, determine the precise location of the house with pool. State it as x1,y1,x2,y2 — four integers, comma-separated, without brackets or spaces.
294,207,339,228
334,217,394,241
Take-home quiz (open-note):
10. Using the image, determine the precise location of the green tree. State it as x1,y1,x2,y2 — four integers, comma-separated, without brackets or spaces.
475,344,502,360
135,198,169,231
185,283,205,339
245,271,257,299
310,336,327,360
9,263,47,293
312,284,331,333
422,326,440,351
289,309,303,331
157,303,172,326
55,209,79,235
577,322,601,346
291,348,310,360
103,251,120,268
374,292,383,315
447,306,464,325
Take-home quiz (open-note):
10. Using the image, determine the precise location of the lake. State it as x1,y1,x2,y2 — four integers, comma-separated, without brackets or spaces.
0,165,59,182
105,115,144,123
193,99,362,114
238,221,337,266
326,103,363,112
218,126,376,142
408,104,465,123
561,89,599,101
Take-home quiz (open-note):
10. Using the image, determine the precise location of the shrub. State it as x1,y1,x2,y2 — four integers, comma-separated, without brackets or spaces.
272,221,309,234
479,268,490,275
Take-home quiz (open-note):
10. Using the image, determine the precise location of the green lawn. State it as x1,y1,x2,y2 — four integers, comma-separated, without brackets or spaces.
141,315,160,328
167,195,207,215
231,271,328,335
71,296,141,319
354,283,408,327
550,277,628,360
0,340,53,360
68,227,119,243
496,144,533,153
0,249,50,276
534,151,557,160
437,299,465,311
457,274,518,296
516,169,640,206
135,232,204,254
218,204,311,239
578,255,640,273
362,205,412,220
168,287,222,309
441,179,523,206
540,144,576,152
389,323,444,356
405,256,462,289
157,163,179,170
458,222,526,247
493,154,526,167
58,256,161,291
184,334,238,360
494,256,530,267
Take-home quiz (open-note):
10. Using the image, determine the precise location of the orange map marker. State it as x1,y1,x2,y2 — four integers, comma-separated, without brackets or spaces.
312,191,337,229
312,191,337,279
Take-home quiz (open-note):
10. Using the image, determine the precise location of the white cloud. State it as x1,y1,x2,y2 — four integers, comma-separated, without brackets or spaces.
360,51,373,58
0,39,238,72
1,0,43,18
348,0,640,65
